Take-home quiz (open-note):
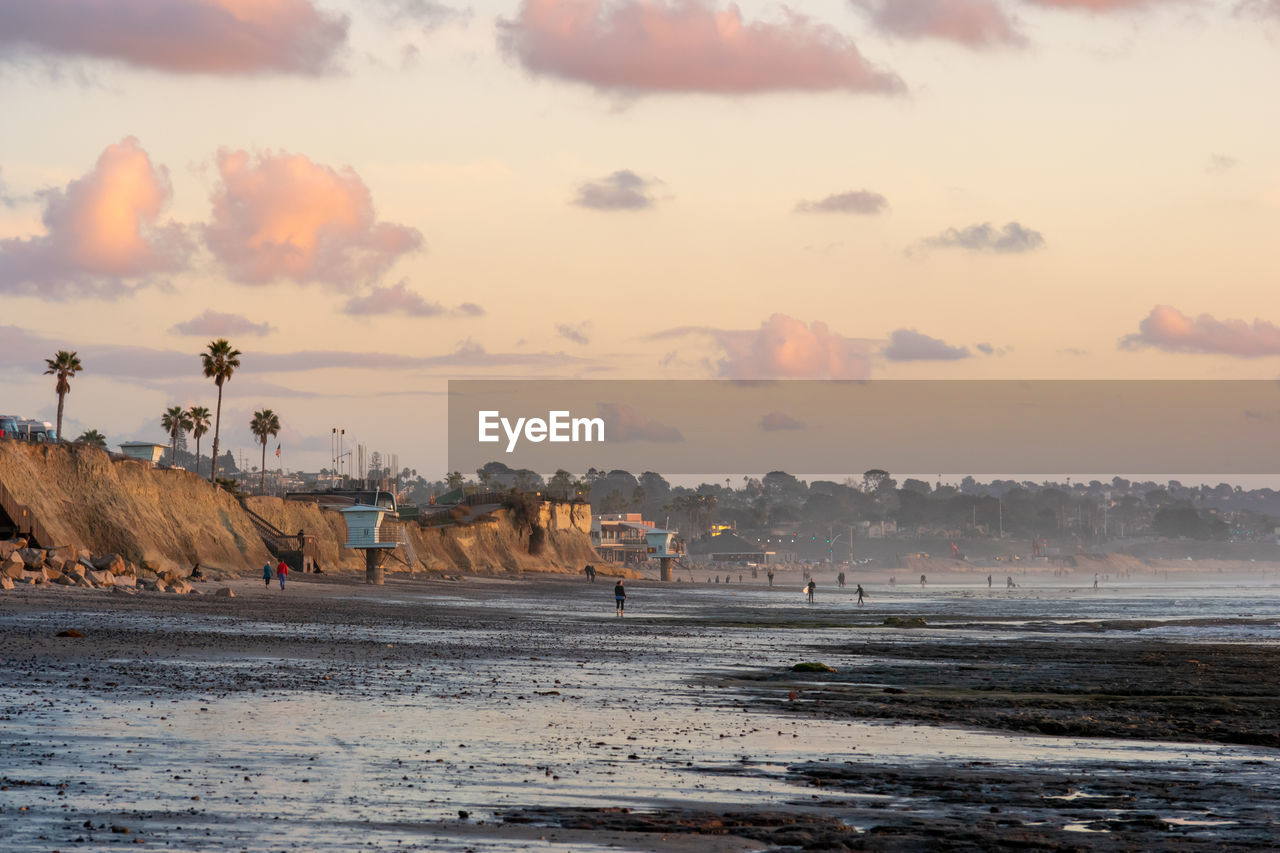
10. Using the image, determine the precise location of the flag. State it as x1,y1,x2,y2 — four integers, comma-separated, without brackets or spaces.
275,444,281,458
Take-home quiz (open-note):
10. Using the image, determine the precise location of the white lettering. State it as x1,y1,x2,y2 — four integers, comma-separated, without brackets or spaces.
525,418,547,443
502,416,526,454
573,417,605,442
549,410,570,442
478,411,500,443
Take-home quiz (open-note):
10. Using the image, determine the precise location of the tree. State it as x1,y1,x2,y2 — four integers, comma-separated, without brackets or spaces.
75,429,106,448
188,406,211,476
43,350,83,442
250,409,281,495
161,406,193,467
445,471,466,490
201,339,241,484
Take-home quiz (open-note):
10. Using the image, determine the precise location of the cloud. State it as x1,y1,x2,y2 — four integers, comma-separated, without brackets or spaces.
882,328,972,361
597,402,683,442
1119,305,1280,357
760,411,806,431
919,221,1045,254
0,0,348,75
556,321,593,345
342,280,443,316
1238,0,1280,20
573,170,662,211
1023,0,1181,11
794,189,888,215
651,314,873,379
376,0,465,29
171,309,274,337
851,0,1027,49
1207,153,1238,173
498,0,905,96
455,302,485,316
0,137,191,300
204,148,422,288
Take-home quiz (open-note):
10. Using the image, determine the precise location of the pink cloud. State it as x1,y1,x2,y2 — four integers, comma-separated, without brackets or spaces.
597,402,684,442
852,0,1027,48
0,136,190,300
499,0,904,95
204,148,422,288
0,0,347,75
653,314,874,378
1022,0,1176,10
1120,305,1280,357
171,309,274,336
342,281,443,316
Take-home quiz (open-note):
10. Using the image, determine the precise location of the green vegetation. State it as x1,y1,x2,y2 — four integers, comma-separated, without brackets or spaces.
200,338,241,484
43,349,82,441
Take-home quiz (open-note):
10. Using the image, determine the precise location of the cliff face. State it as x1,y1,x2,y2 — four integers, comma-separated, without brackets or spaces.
0,441,269,575
0,441,602,578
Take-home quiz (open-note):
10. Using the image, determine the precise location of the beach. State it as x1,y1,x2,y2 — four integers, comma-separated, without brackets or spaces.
3,570,1279,851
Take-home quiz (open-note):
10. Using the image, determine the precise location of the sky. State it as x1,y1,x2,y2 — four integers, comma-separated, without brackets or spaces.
1,0,1279,478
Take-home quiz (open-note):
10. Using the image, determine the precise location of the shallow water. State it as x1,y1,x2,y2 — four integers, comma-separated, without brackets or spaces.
3,575,1279,850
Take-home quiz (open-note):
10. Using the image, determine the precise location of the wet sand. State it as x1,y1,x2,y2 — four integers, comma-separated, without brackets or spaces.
2,571,1279,850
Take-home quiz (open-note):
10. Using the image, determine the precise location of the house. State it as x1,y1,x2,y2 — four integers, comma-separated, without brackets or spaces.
118,442,168,465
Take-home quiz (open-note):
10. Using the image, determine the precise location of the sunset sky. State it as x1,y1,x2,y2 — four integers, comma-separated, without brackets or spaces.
2,0,1279,477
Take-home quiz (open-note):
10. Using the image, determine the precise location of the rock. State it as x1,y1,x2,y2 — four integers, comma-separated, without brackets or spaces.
0,538,27,560
112,574,136,589
72,573,94,588
55,629,85,638
88,570,115,587
49,545,78,564
19,548,46,568
168,580,193,595
215,587,235,598
137,577,158,591
3,557,25,579
92,554,128,576
51,572,74,586
60,559,84,576
882,616,928,629
0,575,13,591
791,662,838,673
46,555,66,572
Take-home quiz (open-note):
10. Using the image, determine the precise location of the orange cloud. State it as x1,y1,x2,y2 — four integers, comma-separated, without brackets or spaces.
653,314,874,378
0,136,190,299
499,0,904,95
204,149,422,288
0,0,347,75
1120,305,1280,357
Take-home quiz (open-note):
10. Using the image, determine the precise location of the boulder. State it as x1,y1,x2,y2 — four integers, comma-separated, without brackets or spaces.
153,579,168,593
88,570,115,587
56,557,83,575
0,575,13,591
48,545,78,564
214,587,235,598
112,574,136,589
72,573,94,588
0,538,27,561
19,548,46,569
168,580,192,595
3,557,25,579
46,555,66,572
92,554,128,576
50,572,74,586
41,566,63,581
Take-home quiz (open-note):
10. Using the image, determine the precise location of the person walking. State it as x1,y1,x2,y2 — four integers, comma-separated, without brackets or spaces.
614,579,626,616
806,579,816,603
767,568,774,587
277,559,288,590
856,584,866,606
262,562,272,588
920,574,927,587
838,571,846,588
987,574,992,588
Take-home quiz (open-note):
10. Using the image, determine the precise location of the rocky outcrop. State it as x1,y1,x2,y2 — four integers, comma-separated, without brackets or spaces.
0,538,198,595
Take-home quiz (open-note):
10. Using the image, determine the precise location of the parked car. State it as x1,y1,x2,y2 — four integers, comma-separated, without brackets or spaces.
0,415,20,439
17,419,56,442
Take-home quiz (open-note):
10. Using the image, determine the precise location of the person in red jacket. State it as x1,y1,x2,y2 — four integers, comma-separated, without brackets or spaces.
277,559,288,590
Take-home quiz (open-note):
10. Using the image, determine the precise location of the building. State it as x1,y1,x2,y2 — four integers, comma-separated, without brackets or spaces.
118,442,168,465
592,513,656,565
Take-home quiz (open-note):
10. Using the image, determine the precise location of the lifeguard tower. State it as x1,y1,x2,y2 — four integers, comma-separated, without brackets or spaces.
341,503,403,584
645,528,684,582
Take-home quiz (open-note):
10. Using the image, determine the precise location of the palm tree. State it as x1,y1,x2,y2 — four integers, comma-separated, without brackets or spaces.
188,405,211,477
43,350,83,442
250,409,281,495
200,339,241,484
161,406,193,468
75,429,107,448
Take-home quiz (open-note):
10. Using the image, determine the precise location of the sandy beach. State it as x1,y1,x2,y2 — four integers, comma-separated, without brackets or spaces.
3,569,1280,851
